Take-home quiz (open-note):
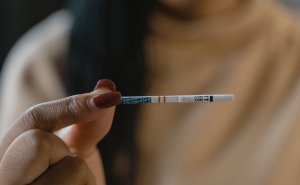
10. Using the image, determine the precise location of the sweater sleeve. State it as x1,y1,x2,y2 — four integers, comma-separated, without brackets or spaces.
0,10,73,138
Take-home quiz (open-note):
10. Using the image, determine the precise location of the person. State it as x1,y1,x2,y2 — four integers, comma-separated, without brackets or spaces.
0,80,121,184
1,0,300,184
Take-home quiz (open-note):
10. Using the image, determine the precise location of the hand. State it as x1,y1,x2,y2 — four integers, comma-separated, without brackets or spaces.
0,79,121,185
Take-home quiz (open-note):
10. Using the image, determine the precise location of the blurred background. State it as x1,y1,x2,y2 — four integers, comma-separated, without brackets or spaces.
0,0,66,72
0,0,299,73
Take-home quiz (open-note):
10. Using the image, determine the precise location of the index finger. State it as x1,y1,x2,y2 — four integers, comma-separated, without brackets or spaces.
0,89,122,161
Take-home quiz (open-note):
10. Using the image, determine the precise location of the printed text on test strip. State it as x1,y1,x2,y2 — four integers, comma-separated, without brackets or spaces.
121,94,234,104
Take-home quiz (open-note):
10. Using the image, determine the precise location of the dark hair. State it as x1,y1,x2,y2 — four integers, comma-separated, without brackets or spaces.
66,0,152,184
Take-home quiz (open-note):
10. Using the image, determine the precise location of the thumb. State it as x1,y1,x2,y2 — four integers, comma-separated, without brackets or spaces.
59,79,120,157
0,80,121,162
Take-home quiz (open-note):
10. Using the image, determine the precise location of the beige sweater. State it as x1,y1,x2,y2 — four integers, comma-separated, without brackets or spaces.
0,10,71,136
1,1,300,184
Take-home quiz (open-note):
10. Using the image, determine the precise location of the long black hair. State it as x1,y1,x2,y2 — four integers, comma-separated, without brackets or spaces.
66,0,153,184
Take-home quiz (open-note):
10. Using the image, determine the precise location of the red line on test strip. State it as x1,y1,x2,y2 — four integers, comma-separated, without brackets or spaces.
164,96,166,103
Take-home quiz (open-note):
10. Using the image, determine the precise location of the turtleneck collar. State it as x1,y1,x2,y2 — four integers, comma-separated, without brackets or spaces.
147,0,267,41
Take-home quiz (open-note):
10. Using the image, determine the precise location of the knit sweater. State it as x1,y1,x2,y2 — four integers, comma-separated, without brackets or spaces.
1,1,300,184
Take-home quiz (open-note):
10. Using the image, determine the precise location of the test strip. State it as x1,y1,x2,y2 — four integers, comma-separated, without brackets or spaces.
122,94,234,104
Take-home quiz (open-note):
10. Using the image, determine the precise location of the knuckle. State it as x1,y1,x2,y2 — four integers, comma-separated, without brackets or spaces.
64,96,84,121
24,106,46,128
65,154,89,176
22,95,86,132
23,105,55,131
23,129,51,154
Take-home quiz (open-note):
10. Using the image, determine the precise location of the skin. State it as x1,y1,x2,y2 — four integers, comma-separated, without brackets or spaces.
0,86,116,185
156,0,240,19
0,0,240,184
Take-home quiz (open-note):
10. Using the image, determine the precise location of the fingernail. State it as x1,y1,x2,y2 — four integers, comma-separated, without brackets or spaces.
90,91,122,109
94,79,116,91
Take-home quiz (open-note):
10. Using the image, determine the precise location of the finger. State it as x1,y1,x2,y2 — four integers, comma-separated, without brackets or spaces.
61,95,116,154
61,106,116,156
57,79,116,156
83,148,106,185
31,154,96,185
0,129,71,184
0,79,122,161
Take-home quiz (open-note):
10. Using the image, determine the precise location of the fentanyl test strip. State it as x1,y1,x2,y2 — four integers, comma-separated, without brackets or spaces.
122,94,234,104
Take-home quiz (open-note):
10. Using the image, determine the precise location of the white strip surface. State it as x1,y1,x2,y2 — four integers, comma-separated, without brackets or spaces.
122,94,234,104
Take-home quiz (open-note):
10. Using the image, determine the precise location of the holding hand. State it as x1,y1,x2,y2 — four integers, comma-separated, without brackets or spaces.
0,79,121,185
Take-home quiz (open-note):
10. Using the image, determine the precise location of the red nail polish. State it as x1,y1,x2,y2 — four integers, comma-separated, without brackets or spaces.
92,92,121,108
94,79,116,91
